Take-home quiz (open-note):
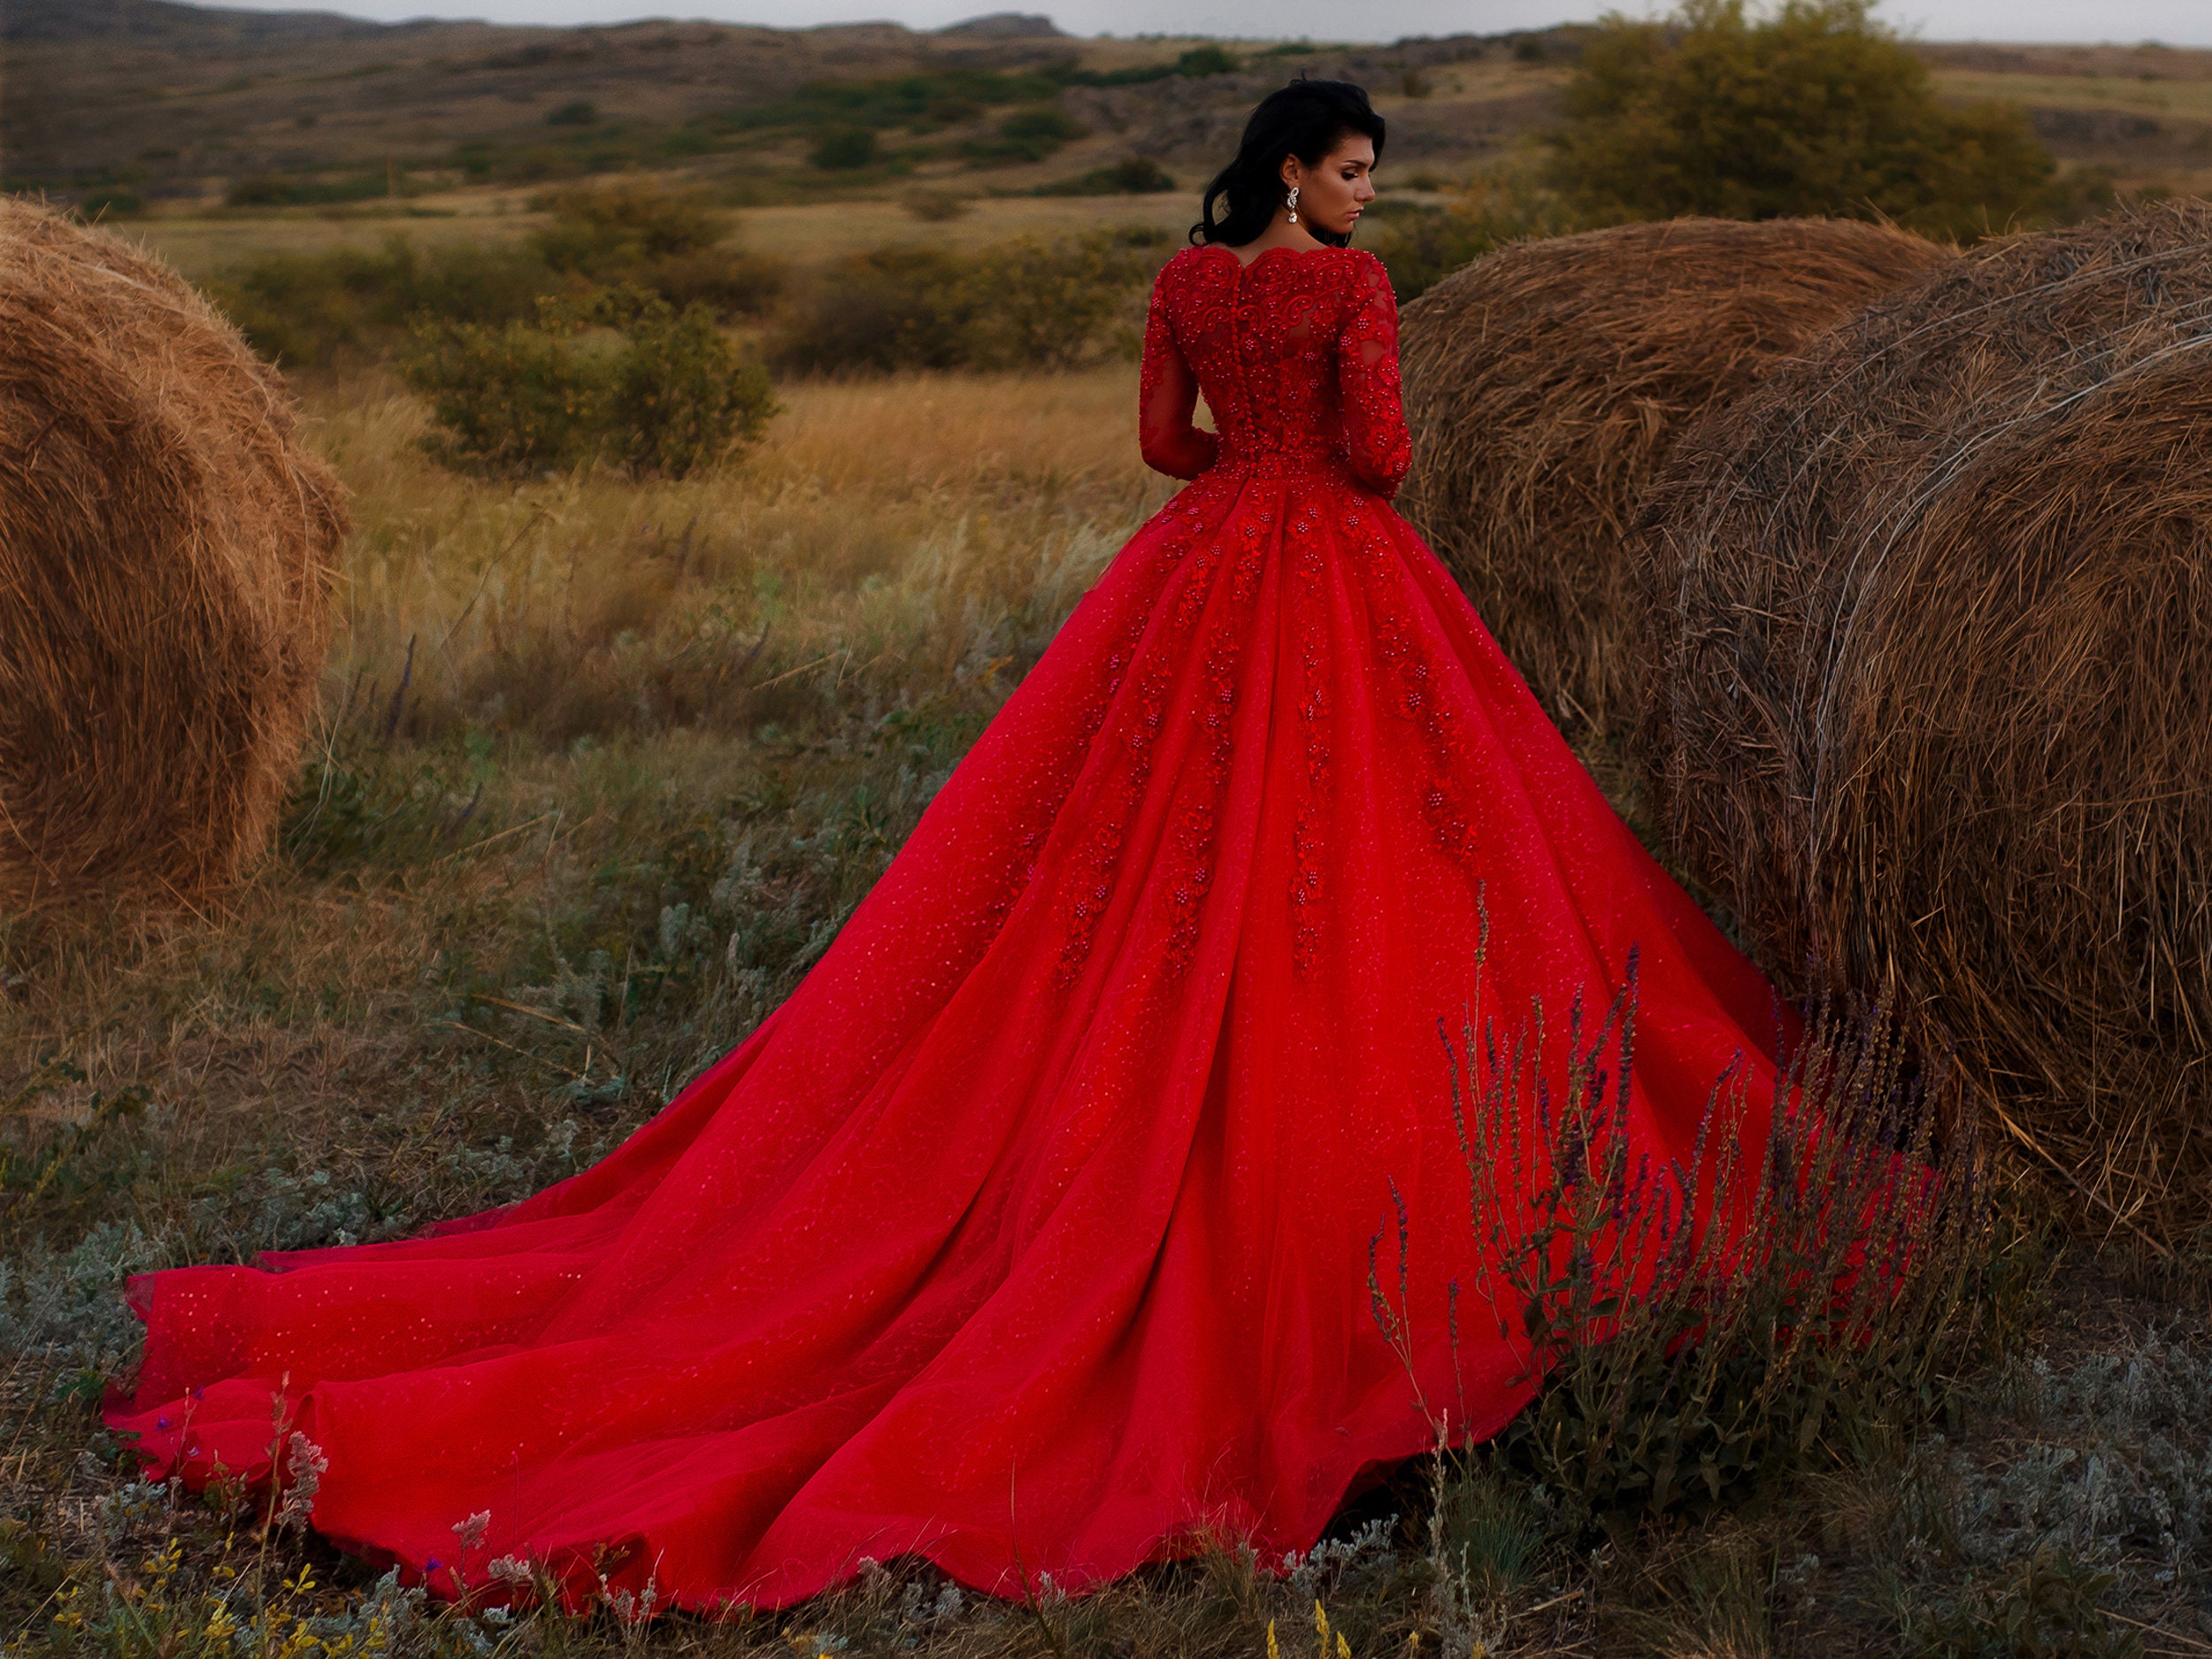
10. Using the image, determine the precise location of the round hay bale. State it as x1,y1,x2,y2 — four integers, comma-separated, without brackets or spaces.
1640,200,2212,1231
0,196,344,910
1398,218,1952,733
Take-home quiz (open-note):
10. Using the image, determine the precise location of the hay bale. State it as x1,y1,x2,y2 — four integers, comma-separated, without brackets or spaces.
0,196,344,909
1640,201,2212,1231
1398,218,1952,733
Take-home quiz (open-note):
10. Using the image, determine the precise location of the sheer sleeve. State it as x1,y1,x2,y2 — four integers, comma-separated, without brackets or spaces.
1138,265,1218,481
1336,252,1413,497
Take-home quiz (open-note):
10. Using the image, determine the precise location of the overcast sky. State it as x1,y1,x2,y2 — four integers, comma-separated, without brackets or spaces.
206,0,2212,46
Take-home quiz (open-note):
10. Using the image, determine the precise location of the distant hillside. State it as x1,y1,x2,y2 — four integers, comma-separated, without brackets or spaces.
0,0,1537,195
4,0,2208,204
2,0,387,44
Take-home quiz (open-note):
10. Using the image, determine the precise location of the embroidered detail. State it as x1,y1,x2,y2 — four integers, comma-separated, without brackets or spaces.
1138,247,1412,498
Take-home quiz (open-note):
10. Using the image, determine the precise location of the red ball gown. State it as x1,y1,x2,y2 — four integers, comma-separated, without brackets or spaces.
109,244,1786,1611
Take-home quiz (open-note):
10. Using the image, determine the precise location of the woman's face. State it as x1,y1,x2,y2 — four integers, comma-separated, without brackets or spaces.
1280,134,1378,237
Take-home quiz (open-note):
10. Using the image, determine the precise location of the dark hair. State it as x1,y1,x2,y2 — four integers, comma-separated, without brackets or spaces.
1191,80,1386,249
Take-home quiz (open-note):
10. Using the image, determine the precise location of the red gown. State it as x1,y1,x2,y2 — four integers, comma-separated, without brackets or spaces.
109,244,1786,1611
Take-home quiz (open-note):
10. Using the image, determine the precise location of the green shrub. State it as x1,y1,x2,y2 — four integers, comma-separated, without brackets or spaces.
768,245,973,375
1412,928,1994,1538
401,288,775,478
640,245,788,318
963,233,1154,370
1363,167,1581,301
724,67,1060,137
402,311,596,477
1033,157,1177,196
962,104,1085,165
525,182,787,317
1546,0,2059,238
224,170,392,208
529,180,723,270
207,191,786,368
545,99,598,126
74,188,143,219
1908,1549,2142,1659
766,231,1162,376
1176,44,1240,76
812,125,879,170
603,293,780,477
205,236,560,367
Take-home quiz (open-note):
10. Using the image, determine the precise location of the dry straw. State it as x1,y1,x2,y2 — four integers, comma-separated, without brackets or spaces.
1397,218,1952,733
1640,200,2212,1238
0,196,344,910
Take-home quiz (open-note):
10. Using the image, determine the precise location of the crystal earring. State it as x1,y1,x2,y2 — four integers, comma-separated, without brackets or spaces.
1286,185,1300,223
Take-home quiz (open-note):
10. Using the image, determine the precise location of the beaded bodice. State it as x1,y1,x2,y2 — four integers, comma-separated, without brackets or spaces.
1137,243,1412,495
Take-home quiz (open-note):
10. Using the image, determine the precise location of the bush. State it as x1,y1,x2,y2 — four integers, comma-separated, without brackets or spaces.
401,288,775,478
1418,927,1994,1537
902,185,974,220
1177,44,1240,76
207,191,787,368
964,233,1154,370
1033,157,1177,196
225,170,392,208
206,236,561,367
74,188,143,219
1908,1550,2141,1659
1363,167,1580,302
546,99,597,126
603,294,780,477
1546,0,2060,239
962,104,1085,165
530,180,722,270
767,231,1164,377
526,183,787,317
812,125,879,170
769,246,972,375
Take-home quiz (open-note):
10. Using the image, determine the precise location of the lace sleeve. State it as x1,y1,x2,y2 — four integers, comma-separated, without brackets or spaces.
1137,263,1219,481
1336,252,1413,497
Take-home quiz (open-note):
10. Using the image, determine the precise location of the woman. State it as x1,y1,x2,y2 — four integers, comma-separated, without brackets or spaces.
110,81,1785,1611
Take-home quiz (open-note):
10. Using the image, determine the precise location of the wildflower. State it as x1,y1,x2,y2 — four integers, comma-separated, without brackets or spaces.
278,1431,328,1528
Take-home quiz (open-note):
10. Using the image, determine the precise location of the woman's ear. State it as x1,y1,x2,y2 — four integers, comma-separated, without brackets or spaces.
1278,154,1302,191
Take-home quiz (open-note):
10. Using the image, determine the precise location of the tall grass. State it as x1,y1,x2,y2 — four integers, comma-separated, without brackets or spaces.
321,364,1168,744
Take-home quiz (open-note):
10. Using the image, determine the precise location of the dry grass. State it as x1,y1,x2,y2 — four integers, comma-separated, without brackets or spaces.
0,363,1171,1139
0,197,346,910
1928,70,2212,121
1640,198,2212,1244
322,364,1167,743
1396,218,1951,735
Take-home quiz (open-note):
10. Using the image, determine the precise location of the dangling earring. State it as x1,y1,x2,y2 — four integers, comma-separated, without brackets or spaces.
1285,185,1300,224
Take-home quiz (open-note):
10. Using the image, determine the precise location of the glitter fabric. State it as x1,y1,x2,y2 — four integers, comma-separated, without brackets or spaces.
109,242,1789,1613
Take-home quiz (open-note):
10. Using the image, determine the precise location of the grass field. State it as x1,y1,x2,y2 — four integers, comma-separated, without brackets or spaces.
118,192,1207,281
6,310,2210,1658
10,29,2212,1644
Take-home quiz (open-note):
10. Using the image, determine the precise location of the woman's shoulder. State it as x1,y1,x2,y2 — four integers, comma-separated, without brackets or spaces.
1157,243,1219,278
1339,245,1391,286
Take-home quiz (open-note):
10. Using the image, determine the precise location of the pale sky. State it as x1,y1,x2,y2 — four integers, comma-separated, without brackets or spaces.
202,0,2212,45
